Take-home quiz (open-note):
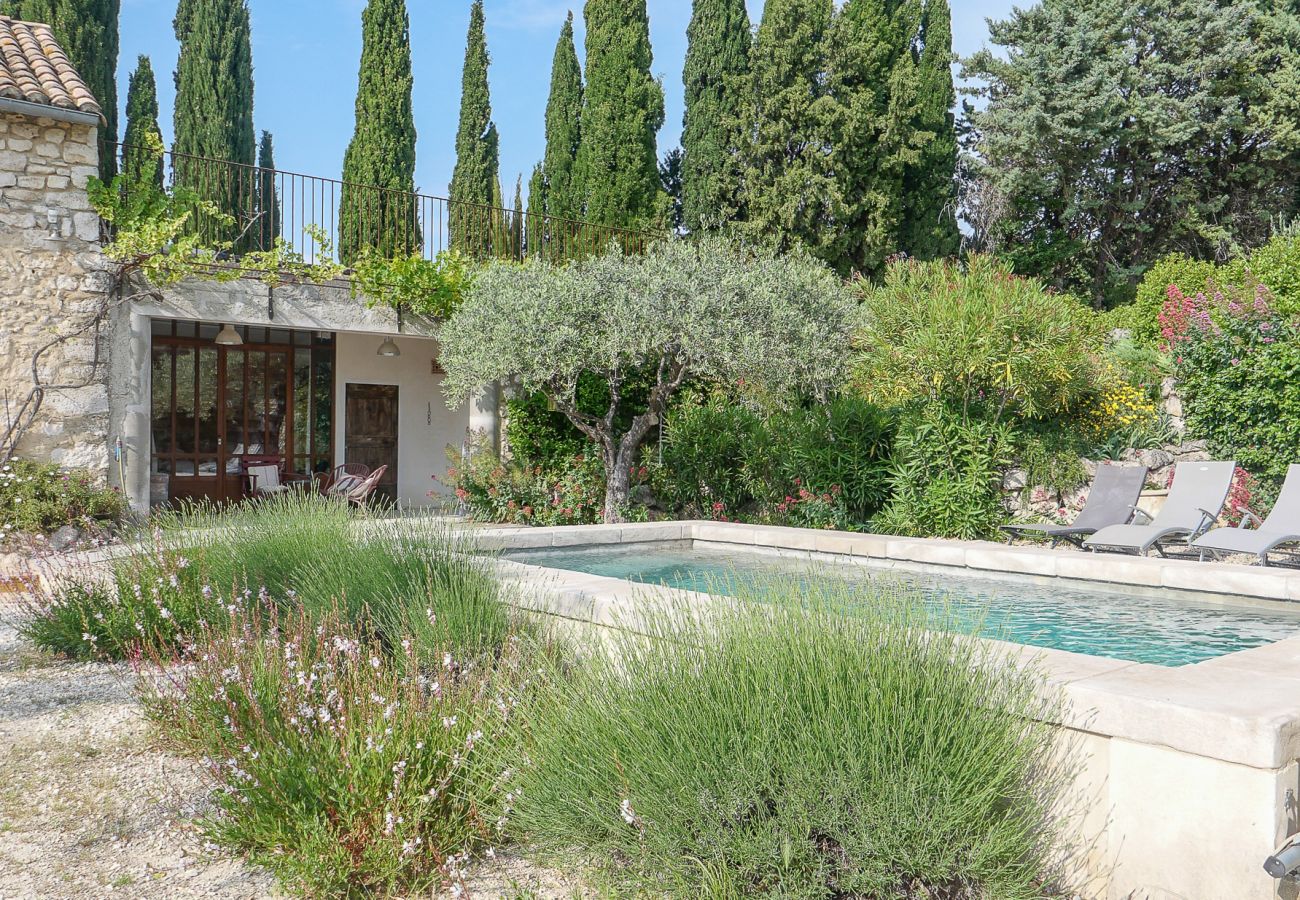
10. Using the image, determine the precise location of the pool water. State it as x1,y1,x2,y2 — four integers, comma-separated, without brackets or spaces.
505,543,1300,666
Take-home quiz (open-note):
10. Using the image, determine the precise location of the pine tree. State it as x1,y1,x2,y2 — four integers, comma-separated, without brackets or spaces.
338,0,418,263
680,0,750,231
540,12,584,222
121,54,163,189
256,131,281,250
1,0,120,181
173,0,255,238
740,0,838,263
573,0,665,229
902,0,959,260
449,0,500,257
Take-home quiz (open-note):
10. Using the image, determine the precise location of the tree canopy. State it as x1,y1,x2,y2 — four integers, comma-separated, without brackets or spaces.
122,54,163,189
963,0,1300,305
439,238,853,521
449,0,501,256
539,12,584,223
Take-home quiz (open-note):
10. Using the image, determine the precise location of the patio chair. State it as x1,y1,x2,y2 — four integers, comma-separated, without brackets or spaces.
1192,464,1300,566
242,456,311,498
1083,461,1237,557
1000,464,1149,548
341,464,388,509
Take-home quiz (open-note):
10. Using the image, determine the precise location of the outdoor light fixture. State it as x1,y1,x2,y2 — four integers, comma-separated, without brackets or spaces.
214,324,243,346
1265,835,1300,880
377,337,401,358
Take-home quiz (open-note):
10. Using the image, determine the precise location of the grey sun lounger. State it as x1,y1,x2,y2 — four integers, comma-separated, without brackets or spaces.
1192,464,1300,566
1000,464,1149,548
1083,461,1237,557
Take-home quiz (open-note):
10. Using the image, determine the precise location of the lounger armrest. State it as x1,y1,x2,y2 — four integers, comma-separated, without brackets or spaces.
1237,508,1264,530
1193,508,1220,539
1129,506,1154,525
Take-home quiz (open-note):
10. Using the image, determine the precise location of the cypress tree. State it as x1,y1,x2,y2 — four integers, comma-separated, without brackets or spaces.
256,131,281,250
121,54,163,189
680,0,750,231
338,0,418,263
526,162,546,259
173,0,255,239
511,174,524,260
740,0,838,263
902,0,959,260
540,12,584,222
573,0,665,229
1,0,120,181
449,0,500,257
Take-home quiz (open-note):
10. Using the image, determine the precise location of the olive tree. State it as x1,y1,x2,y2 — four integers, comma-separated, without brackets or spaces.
439,237,853,522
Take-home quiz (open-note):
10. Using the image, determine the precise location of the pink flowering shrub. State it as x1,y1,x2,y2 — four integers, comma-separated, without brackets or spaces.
768,482,852,531
138,604,529,897
1162,280,1300,481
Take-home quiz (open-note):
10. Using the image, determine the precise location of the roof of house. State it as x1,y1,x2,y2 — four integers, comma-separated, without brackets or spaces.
0,15,103,122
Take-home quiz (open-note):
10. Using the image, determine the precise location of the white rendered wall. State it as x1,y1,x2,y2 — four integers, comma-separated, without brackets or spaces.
333,332,470,506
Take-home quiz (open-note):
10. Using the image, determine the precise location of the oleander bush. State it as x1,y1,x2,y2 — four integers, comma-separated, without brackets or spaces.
0,458,129,543
139,603,530,897
512,580,1074,898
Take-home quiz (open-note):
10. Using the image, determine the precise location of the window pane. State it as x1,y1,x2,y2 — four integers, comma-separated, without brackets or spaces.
176,320,196,338
269,328,290,346
225,349,246,470
312,349,333,465
248,353,267,455
150,349,172,458
197,348,219,453
151,319,171,336
294,349,311,456
268,351,288,456
174,459,196,475
174,347,196,453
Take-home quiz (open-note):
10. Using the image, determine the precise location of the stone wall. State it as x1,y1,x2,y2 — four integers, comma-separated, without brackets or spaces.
0,111,113,478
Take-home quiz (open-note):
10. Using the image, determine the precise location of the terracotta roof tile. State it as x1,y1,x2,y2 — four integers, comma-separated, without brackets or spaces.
0,15,103,121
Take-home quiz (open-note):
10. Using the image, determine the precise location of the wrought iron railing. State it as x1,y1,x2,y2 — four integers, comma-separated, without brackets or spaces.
108,143,660,269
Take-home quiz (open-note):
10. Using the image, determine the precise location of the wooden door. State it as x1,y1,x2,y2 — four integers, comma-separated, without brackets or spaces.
345,384,399,503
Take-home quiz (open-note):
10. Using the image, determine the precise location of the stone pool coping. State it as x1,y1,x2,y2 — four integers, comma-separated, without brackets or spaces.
478,520,1300,771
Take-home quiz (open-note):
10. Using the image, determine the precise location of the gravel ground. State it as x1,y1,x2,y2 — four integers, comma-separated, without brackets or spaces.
0,597,588,900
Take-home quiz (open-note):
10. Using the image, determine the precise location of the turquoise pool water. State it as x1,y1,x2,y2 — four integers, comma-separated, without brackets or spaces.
505,543,1300,666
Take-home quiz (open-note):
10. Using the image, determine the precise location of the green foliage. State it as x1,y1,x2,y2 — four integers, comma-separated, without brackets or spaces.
23,495,512,661
121,55,163,189
538,13,584,223
449,0,502,256
852,256,1105,424
504,392,589,469
513,584,1070,897
1166,285,1300,481
350,248,474,319
573,0,666,228
137,604,524,897
339,0,419,264
740,0,838,261
0,459,127,541
963,0,1300,304
1131,253,1218,345
3,0,119,181
680,0,750,231
439,238,853,520
1221,234,1300,320
652,391,763,518
446,437,620,526
875,406,1013,540
172,0,255,229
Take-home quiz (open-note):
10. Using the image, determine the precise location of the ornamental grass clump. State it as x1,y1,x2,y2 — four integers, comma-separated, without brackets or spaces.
139,603,528,897
513,580,1076,898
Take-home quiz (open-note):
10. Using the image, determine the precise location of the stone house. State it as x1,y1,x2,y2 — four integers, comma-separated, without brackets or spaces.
0,14,497,511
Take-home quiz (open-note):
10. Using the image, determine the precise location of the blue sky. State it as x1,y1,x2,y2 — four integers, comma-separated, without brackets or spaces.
119,0,1014,202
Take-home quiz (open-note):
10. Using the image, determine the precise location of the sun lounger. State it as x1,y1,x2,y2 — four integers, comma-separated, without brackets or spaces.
1192,464,1300,566
1001,464,1148,548
1083,461,1236,557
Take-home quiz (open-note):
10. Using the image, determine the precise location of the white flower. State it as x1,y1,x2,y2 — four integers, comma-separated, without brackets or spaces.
620,798,639,827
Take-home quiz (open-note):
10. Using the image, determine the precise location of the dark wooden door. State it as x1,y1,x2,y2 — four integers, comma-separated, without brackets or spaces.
345,384,399,503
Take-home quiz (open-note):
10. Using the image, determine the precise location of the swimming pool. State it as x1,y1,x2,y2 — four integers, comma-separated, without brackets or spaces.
504,542,1300,666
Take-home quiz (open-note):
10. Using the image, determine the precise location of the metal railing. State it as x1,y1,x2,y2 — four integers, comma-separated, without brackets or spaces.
109,143,660,270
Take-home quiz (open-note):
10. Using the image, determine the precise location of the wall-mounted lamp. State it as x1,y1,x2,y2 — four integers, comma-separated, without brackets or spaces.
377,337,401,358
214,324,243,346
